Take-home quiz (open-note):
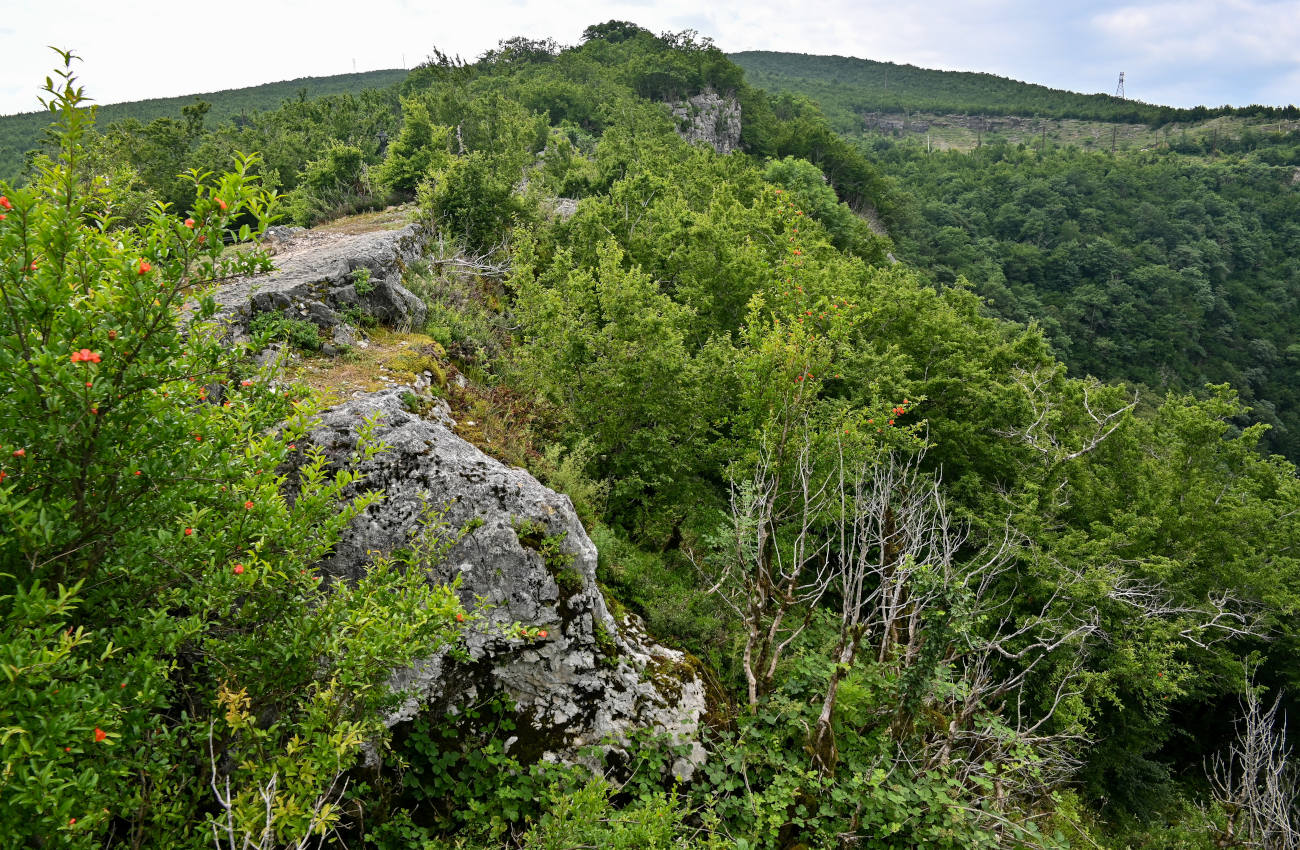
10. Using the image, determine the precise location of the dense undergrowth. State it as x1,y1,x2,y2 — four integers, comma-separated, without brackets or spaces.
3,24,1300,850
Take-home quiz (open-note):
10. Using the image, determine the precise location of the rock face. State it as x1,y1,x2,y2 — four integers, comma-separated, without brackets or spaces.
670,88,742,154
297,388,707,776
214,223,429,340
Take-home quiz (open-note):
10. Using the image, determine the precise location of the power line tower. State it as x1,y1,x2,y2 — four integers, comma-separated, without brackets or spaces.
1115,71,1126,100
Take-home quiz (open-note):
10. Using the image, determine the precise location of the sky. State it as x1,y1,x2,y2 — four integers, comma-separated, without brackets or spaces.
1,0,1297,116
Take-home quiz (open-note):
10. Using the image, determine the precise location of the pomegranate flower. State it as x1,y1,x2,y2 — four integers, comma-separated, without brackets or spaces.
0,196,10,210
70,349,101,364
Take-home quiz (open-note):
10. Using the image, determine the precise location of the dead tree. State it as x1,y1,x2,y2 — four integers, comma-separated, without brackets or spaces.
810,449,965,773
1207,675,1300,849
693,422,838,708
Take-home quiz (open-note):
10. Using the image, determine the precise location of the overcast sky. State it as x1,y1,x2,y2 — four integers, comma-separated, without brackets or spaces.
2,0,1297,117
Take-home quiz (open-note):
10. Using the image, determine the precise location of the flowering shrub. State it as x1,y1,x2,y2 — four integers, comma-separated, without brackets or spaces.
0,54,463,848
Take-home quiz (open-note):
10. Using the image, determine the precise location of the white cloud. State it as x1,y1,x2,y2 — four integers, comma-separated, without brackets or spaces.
1092,0,1300,65
0,0,1295,115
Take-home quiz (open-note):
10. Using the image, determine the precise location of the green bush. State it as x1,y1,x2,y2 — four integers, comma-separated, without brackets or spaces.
249,309,324,351
530,437,609,527
286,140,386,225
0,56,464,848
419,150,536,253
395,695,585,840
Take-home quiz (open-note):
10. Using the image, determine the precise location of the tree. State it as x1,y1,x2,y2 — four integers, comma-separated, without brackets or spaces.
0,54,464,848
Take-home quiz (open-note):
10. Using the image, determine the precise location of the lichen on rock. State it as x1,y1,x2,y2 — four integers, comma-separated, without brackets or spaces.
293,387,708,777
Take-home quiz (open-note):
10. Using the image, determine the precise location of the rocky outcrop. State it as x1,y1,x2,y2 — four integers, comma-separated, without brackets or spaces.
214,223,429,343
670,88,742,154
296,388,708,777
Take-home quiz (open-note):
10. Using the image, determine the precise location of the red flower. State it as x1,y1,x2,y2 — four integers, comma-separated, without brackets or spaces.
0,214,6,221
184,218,195,228
240,380,252,387
184,528,193,536
233,564,244,575
12,449,24,458
93,727,107,743
137,259,151,275
538,630,548,638
70,349,102,364
455,613,465,622
216,198,227,211
0,196,10,210
69,818,76,826
243,500,253,510
133,470,141,476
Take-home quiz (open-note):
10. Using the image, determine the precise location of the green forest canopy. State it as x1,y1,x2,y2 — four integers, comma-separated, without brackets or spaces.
4,26,1300,849
0,67,407,183
731,50,1300,133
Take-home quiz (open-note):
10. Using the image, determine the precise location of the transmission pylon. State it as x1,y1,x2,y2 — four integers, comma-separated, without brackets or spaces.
1115,72,1126,99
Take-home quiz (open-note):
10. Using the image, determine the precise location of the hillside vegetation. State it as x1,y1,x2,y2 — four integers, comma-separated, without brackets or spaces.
727,50,1300,461
730,50,1300,133
3,27,1300,850
0,68,407,184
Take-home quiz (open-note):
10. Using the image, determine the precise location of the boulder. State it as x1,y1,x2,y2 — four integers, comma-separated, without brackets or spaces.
294,387,707,777
214,223,429,338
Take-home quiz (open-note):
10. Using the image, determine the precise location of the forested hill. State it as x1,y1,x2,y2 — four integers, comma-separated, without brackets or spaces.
731,50,1300,132
0,68,407,183
6,28,1300,848
729,51,1300,461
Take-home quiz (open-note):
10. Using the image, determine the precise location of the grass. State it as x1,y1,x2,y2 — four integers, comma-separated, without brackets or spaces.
286,328,447,403
312,203,417,235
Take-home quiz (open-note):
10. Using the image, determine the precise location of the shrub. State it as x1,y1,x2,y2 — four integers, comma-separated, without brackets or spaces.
419,150,536,253
249,309,325,351
0,55,463,848
285,141,386,226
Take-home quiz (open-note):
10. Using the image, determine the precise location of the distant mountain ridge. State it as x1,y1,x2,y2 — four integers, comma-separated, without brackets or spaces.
0,68,408,183
729,50,1299,133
